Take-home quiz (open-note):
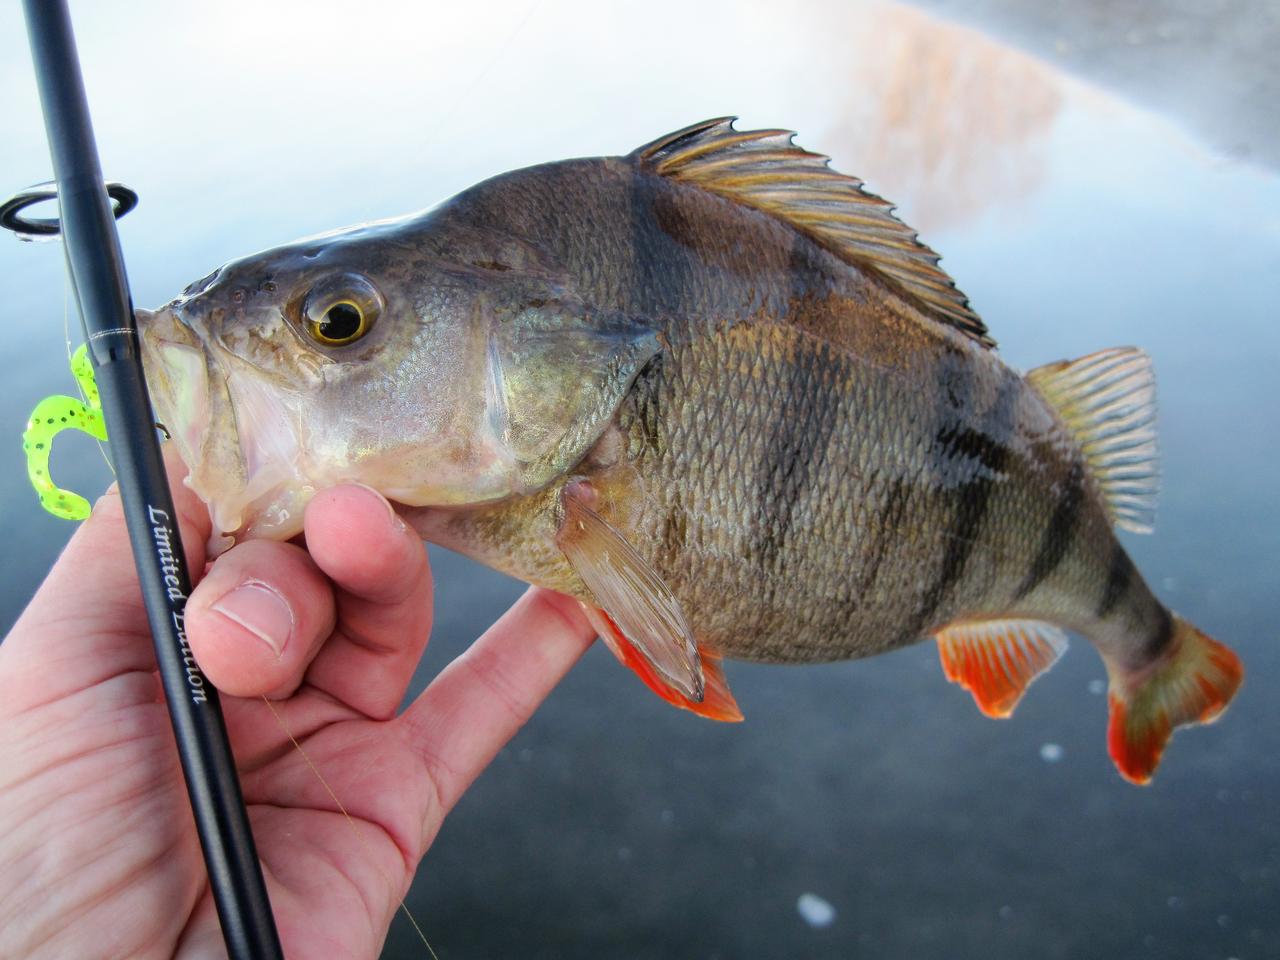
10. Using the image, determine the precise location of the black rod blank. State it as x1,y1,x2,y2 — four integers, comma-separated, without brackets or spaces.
19,2,283,956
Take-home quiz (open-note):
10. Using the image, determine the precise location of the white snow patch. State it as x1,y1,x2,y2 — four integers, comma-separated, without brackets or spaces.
1040,743,1064,763
797,893,837,928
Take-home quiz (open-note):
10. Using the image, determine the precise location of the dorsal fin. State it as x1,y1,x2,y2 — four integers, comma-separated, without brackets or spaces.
1026,347,1159,534
630,117,994,348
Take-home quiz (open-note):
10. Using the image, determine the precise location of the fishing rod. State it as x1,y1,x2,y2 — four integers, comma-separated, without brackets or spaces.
4,1,283,956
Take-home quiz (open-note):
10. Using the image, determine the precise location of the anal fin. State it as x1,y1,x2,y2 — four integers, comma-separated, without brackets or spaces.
937,619,1069,718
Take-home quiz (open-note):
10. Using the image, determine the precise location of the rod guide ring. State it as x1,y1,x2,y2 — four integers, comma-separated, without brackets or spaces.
0,180,137,236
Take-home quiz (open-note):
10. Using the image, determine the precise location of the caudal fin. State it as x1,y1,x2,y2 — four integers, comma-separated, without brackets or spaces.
1107,616,1242,784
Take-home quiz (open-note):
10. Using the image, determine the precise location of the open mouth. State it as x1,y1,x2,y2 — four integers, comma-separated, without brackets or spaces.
137,307,216,476
139,306,313,552
151,339,212,466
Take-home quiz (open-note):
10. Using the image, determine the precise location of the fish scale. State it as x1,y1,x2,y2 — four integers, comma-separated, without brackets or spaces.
611,310,1037,662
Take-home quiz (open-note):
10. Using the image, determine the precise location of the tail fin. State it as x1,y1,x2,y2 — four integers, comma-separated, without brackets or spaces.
1106,616,1242,784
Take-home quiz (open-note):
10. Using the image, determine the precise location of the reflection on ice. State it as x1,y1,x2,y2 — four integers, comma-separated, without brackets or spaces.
820,3,1062,233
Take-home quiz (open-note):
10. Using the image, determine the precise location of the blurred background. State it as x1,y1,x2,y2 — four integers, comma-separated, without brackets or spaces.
1,1,1277,957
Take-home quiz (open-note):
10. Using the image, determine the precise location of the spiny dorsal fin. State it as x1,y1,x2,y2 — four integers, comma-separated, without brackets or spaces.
1026,347,1158,534
631,117,994,348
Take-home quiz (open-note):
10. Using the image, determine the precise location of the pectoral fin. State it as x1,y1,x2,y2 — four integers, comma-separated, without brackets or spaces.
581,605,743,722
937,618,1068,718
557,481,740,720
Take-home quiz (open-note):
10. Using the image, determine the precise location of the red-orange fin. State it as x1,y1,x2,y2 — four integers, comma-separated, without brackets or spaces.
557,482,704,700
584,605,743,722
937,619,1068,718
1106,615,1242,784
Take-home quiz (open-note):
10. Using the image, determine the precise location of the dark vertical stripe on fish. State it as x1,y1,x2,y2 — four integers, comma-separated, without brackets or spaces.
629,172,694,318
1013,459,1086,601
856,475,913,601
1140,606,1175,662
752,236,839,572
910,367,1017,636
1096,541,1136,617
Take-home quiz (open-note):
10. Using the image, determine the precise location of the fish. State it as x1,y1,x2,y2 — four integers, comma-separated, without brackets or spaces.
136,118,1242,784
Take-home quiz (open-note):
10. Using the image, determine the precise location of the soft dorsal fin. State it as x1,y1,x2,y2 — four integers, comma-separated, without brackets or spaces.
631,117,994,348
1026,347,1158,534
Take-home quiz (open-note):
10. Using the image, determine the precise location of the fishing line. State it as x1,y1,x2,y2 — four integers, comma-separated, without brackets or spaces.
259,696,440,960
13,4,282,951
270,12,546,945
42,88,427,960
60,269,116,478
253,12,551,949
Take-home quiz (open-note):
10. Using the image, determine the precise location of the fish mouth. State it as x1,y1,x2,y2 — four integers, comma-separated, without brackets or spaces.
138,306,308,553
153,340,212,462
137,307,214,474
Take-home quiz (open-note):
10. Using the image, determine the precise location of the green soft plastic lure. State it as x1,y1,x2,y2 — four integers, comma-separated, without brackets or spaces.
23,343,107,519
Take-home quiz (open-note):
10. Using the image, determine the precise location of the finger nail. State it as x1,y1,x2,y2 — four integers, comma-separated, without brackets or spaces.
212,581,293,657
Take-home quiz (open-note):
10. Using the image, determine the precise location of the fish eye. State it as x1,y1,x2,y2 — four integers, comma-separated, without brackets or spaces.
302,274,382,347
310,300,365,344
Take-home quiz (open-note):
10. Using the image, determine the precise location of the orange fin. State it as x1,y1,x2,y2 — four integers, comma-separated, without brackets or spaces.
1106,615,1242,784
584,605,743,722
557,481,703,700
937,619,1068,718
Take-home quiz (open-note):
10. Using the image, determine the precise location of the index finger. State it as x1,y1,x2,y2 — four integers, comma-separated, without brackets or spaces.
399,587,596,819
297,484,434,719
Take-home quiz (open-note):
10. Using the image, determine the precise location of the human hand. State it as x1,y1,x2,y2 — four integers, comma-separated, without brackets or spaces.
0,450,596,958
